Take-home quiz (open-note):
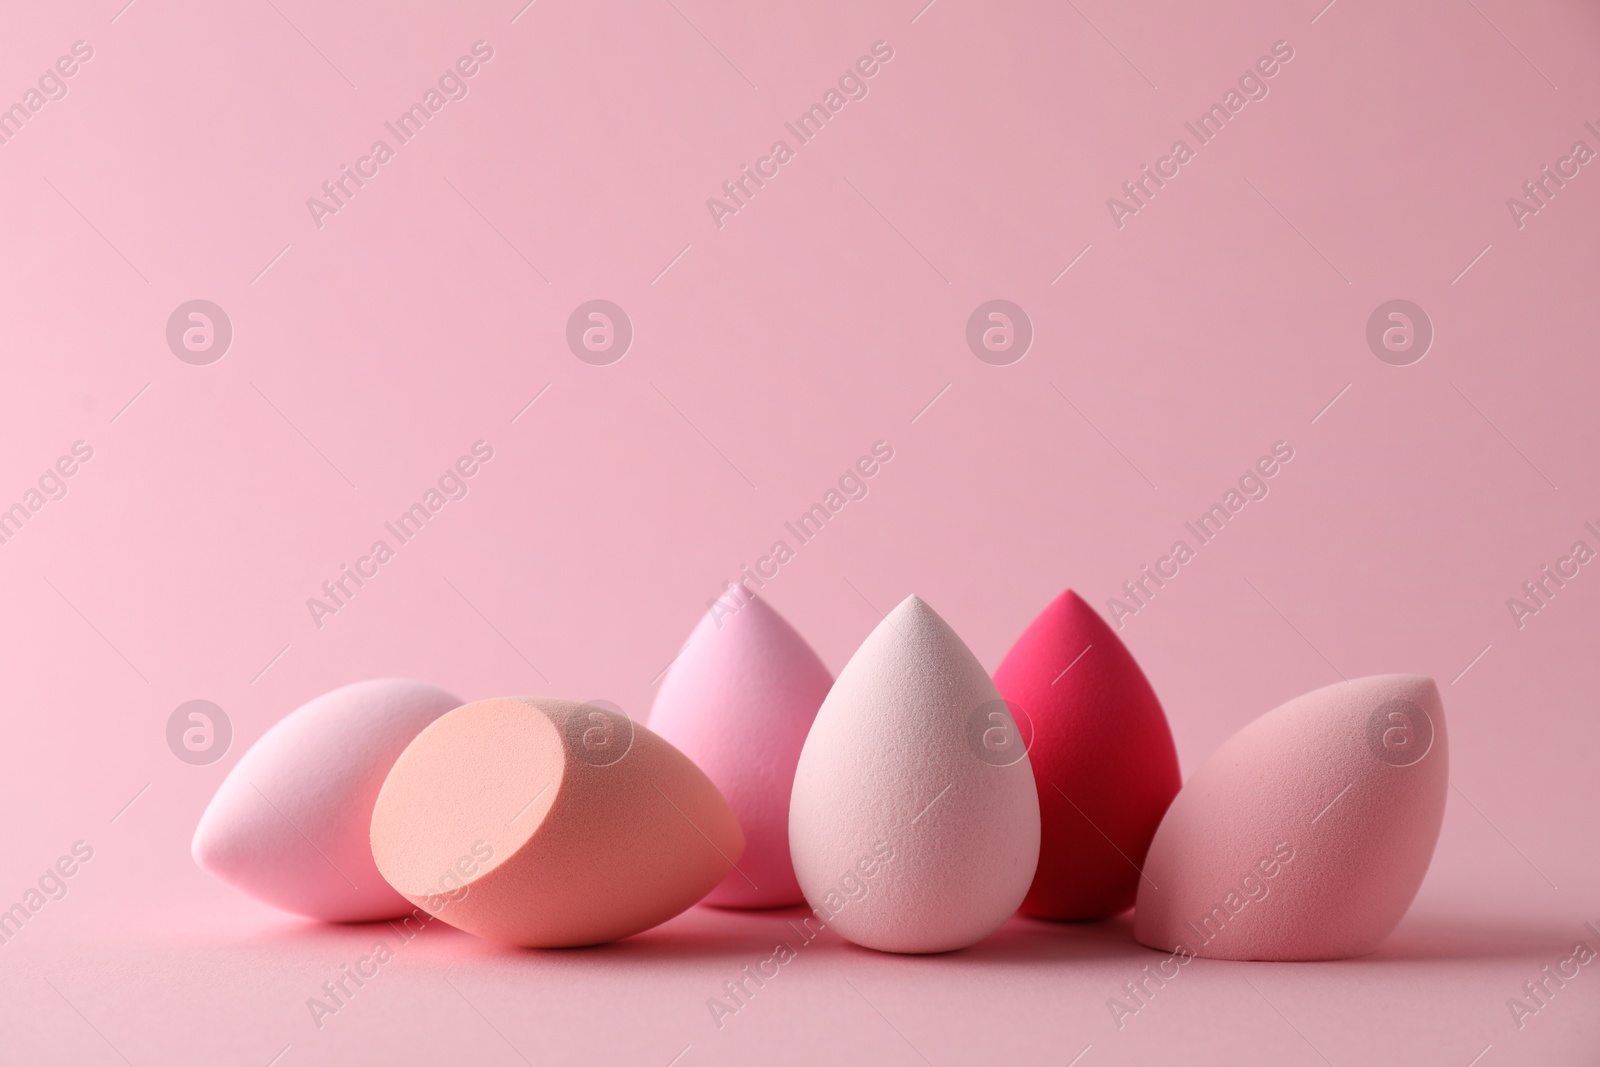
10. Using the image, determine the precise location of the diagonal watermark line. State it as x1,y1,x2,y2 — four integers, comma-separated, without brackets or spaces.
250,642,293,685
910,0,940,23
443,177,549,283
444,977,535,1065
841,575,909,644
1311,383,1351,424
251,243,293,285
1244,576,1347,680
250,782,360,889
262,0,357,88
1052,644,1093,684
1310,0,1339,24
44,978,133,1066
508,782,553,825
1464,1043,1492,1067
1451,243,1492,285
110,782,150,824
511,0,538,22
1244,177,1349,284
511,382,553,423
1451,643,1492,685
264,1043,292,1067
653,781,758,888
44,177,148,283
649,382,757,488
111,0,139,22
110,382,151,424
663,0,756,88
1054,783,1158,890
1051,243,1093,284
910,783,953,826
842,176,950,284
844,978,935,1066
42,576,148,683
1066,1044,1093,1067
1244,978,1335,1066
1463,0,1557,89
1065,0,1157,88
1451,782,1557,889
663,1044,692,1067
444,576,549,682
650,641,694,686
1050,382,1157,488
911,383,952,423
1450,382,1557,488
1310,782,1352,825
652,243,693,285
250,382,358,489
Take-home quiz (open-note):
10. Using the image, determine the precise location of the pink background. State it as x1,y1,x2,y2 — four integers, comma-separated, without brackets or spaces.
2,0,1597,1062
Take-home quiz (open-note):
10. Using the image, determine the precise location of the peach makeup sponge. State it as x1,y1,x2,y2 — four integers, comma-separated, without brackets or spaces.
789,595,1040,954
370,696,744,947
191,678,462,922
648,596,832,908
1135,674,1447,961
992,590,1180,920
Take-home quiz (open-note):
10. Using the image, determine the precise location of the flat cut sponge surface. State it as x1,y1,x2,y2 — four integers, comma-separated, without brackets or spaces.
1135,674,1447,961
649,596,832,908
370,696,744,947
191,678,462,922
789,595,1040,954
992,589,1180,920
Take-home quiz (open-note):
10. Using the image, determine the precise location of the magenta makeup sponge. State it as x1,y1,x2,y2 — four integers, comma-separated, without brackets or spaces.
992,590,1180,920
370,697,744,947
789,595,1040,954
648,596,832,908
192,678,462,922
1135,674,1447,961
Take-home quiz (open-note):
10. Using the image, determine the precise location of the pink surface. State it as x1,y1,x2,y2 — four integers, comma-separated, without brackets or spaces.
1136,674,1449,960
790,595,1040,953
371,697,742,947
2,0,1599,1061
648,595,832,908
994,589,1182,919
191,678,462,922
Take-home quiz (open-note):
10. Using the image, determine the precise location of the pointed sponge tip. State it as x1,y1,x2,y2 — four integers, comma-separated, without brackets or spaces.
1134,674,1447,960
993,589,1180,920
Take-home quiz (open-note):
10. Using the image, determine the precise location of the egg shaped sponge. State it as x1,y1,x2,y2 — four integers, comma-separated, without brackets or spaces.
789,595,1040,954
1134,674,1447,960
648,595,832,908
992,589,1180,920
370,696,744,947
191,678,462,922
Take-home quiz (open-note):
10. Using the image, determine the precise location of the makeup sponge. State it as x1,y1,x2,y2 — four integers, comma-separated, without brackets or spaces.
992,589,1180,920
191,678,462,922
1135,674,1447,961
648,596,832,908
370,696,744,947
789,595,1040,954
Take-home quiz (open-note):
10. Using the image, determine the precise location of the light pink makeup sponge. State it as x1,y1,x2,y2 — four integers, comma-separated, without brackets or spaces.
191,678,462,922
370,696,744,947
789,595,1040,954
992,589,1181,920
648,596,832,908
1134,674,1447,961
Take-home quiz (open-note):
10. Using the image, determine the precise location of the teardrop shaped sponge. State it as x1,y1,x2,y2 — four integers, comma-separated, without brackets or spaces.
789,595,1040,954
648,596,833,908
370,696,744,947
992,589,1180,919
1134,674,1447,960
192,678,462,922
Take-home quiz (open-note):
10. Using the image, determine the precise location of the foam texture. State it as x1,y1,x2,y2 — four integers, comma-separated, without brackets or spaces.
370,696,743,947
192,678,462,922
648,596,832,908
992,589,1181,919
1135,674,1448,961
790,595,1040,953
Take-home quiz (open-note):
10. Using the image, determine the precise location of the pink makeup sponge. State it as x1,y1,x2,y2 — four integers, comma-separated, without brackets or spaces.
191,678,462,922
648,596,832,908
1135,674,1447,961
992,589,1180,920
789,595,1040,954
370,696,744,947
